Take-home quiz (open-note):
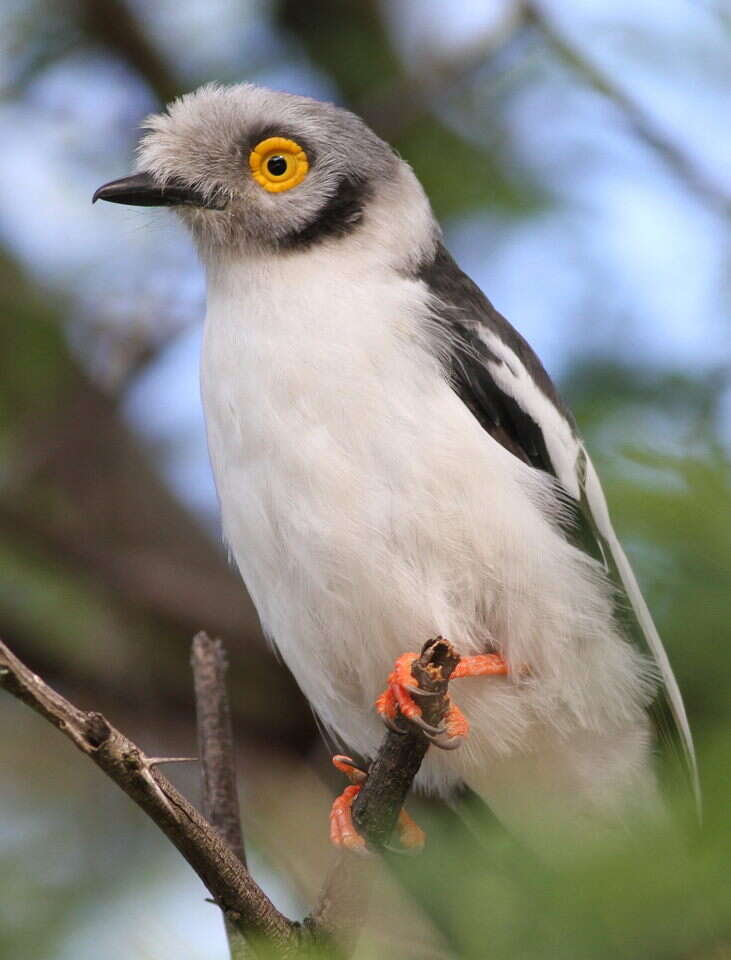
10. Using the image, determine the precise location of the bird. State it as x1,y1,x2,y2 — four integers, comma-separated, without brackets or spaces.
94,82,698,854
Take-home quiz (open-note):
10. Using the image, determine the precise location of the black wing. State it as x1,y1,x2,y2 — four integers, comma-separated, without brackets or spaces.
419,243,576,479
419,241,700,813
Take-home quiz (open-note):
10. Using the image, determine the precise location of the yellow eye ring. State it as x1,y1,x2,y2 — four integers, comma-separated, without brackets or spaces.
249,137,309,193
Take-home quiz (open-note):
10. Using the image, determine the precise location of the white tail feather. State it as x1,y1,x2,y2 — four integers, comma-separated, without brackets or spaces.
581,449,701,816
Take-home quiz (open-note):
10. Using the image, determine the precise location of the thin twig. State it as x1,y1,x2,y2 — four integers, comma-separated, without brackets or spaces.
0,633,459,958
307,638,460,951
0,637,296,949
306,852,377,956
191,632,246,865
192,632,254,958
352,638,460,847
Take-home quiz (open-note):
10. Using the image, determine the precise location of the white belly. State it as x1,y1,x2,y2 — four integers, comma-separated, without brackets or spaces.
200,252,654,812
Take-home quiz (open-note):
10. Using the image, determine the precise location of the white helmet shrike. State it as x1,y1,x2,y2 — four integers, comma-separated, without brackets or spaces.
95,83,698,852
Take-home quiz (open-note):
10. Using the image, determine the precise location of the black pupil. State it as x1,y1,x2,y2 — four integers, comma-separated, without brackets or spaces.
267,155,288,176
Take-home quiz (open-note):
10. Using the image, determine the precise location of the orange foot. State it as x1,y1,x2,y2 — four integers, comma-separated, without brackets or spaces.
375,651,508,749
329,755,426,853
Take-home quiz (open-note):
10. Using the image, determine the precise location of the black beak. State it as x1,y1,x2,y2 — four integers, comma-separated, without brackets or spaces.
92,171,225,209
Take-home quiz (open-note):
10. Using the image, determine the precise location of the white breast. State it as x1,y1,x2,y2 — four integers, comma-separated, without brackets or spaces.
201,235,653,803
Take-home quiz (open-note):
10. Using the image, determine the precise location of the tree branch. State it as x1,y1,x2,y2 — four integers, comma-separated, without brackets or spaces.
191,632,254,959
0,633,459,957
352,638,460,847
307,638,459,951
192,632,247,865
0,637,296,950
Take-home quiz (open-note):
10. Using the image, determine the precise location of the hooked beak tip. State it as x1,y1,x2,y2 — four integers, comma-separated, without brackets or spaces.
93,171,226,209
92,172,168,207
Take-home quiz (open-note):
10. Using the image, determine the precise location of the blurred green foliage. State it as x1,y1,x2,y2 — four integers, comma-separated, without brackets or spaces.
386,746,731,960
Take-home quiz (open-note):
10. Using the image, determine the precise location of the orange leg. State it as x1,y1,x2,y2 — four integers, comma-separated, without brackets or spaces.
375,651,508,749
329,784,367,853
452,653,508,679
329,755,369,853
329,755,426,852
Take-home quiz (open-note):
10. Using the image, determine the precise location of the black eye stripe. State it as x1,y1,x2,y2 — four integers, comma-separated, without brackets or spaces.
279,175,370,250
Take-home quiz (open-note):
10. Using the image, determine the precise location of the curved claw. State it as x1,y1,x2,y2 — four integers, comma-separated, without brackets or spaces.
406,713,447,737
425,702,469,750
424,731,464,751
332,754,369,783
383,713,407,735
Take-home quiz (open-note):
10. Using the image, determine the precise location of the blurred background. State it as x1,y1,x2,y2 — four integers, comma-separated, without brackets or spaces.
1,1,730,958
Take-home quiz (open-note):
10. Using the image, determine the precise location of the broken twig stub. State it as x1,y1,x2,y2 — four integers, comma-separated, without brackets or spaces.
352,637,460,848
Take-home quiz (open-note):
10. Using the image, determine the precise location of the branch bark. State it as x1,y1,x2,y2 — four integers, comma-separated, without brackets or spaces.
0,636,296,950
192,632,254,958
308,638,459,951
192,632,247,866
0,633,458,958
352,638,460,847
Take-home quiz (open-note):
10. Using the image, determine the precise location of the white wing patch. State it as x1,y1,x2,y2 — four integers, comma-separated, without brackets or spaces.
476,327,581,498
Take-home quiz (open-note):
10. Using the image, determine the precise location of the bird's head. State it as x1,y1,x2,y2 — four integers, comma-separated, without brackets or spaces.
93,83,427,262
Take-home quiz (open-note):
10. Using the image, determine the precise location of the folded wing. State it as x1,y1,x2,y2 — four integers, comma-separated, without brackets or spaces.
420,242,699,813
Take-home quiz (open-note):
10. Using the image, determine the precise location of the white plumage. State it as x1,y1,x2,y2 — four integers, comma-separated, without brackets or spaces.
95,83,698,849
201,160,656,833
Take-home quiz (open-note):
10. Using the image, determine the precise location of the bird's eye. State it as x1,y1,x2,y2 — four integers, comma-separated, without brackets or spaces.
267,155,287,176
249,137,308,193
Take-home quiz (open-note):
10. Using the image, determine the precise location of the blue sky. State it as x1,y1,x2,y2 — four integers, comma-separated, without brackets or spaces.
1,0,727,514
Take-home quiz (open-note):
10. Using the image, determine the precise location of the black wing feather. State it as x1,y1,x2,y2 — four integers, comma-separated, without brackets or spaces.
418,242,574,478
